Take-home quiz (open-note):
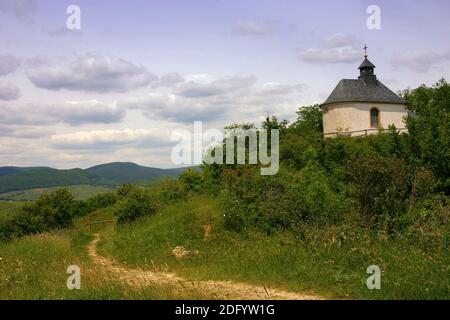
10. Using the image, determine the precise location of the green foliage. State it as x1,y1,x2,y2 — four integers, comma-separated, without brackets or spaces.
179,168,204,192
292,104,323,132
22,188,77,229
0,189,78,242
289,161,349,225
347,154,410,227
402,79,450,191
114,188,157,224
79,191,119,215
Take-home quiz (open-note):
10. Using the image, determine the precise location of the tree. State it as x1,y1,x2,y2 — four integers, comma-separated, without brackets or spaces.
401,79,450,193
292,104,323,133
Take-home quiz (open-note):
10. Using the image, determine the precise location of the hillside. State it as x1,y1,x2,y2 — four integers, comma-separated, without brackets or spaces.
86,162,189,184
0,163,197,193
0,166,48,178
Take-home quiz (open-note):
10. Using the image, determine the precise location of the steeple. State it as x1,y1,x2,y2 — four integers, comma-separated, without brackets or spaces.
358,44,377,84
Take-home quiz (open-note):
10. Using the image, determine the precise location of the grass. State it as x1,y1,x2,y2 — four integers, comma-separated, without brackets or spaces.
0,222,209,299
0,201,25,222
0,185,113,201
102,195,449,300
0,194,447,299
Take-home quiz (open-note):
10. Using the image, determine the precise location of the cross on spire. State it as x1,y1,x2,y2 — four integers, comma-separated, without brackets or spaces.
364,44,368,58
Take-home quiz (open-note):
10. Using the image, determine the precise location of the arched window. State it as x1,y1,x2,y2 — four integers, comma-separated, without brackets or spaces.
370,108,380,128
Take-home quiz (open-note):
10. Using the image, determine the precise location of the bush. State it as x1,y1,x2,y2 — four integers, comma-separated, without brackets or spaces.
0,189,77,242
179,168,203,192
288,161,350,225
22,188,76,229
158,178,187,203
83,191,119,213
347,154,410,225
220,161,350,233
114,189,157,224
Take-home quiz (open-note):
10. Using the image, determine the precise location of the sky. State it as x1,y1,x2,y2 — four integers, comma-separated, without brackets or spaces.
0,0,449,169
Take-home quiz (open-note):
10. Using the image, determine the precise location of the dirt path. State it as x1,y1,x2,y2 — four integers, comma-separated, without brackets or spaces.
87,234,323,300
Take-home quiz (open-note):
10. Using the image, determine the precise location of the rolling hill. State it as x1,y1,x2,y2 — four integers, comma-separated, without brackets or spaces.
0,163,197,194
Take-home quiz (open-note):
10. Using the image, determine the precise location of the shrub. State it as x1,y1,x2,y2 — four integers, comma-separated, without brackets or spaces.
114,189,157,224
288,161,350,226
347,154,410,225
84,192,119,213
117,184,139,197
22,188,76,229
179,168,203,192
158,178,187,203
0,189,77,242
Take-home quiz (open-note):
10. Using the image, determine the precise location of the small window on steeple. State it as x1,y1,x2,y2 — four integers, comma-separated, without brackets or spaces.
370,108,380,128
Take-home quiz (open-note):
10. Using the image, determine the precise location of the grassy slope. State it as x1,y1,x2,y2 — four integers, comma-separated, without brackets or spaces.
0,168,115,194
0,185,113,201
0,210,207,299
1,195,447,299
102,195,449,300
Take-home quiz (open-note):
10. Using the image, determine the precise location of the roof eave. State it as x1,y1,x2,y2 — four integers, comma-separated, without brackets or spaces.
321,100,406,108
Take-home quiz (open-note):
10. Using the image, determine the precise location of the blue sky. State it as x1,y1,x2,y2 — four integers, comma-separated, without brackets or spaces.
1,0,449,168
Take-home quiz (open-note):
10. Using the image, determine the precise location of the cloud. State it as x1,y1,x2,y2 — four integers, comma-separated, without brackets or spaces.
57,100,125,126
0,83,21,100
120,94,228,123
26,53,158,93
158,73,185,87
321,33,360,48
51,128,172,150
175,75,257,97
0,54,22,76
298,33,362,65
391,51,450,73
0,104,56,126
0,125,51,138
256,82,305,96
0,100,125,126
120,75,305,123
232,21,273,36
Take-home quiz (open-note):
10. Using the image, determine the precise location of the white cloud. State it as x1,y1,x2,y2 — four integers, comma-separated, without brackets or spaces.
58,100,125,126
175,75,257,97
232,21,274,36
26,53,158,93
0,54,22,76
0,100,125,126
0,83,21,100
120,93,228,123
391,51,450,73
51,128,172,150
321,33,360,48
120,75,305,124
298,33,362,65
0,125,51,138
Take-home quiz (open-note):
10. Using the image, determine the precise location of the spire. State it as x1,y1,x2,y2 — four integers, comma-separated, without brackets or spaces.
358,44,377,84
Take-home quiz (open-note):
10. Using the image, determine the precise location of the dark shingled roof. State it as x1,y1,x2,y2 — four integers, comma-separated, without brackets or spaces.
322,79,406,106
359,58,375,69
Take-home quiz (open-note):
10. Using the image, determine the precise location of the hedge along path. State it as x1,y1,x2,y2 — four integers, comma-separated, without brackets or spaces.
87,234,324,300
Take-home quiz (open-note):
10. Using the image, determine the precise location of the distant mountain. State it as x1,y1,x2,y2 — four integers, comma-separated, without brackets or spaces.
0,163,198,194
86,162,166,184
0,166,48,178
